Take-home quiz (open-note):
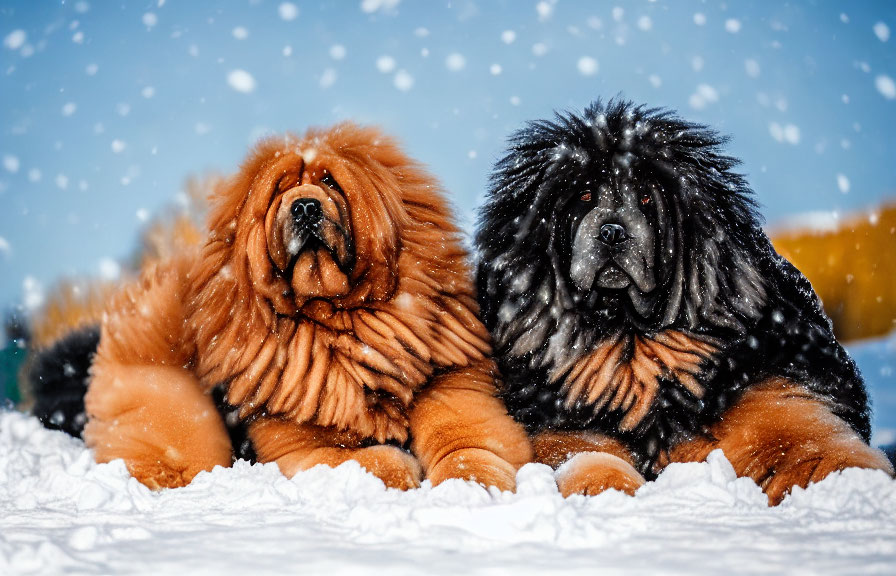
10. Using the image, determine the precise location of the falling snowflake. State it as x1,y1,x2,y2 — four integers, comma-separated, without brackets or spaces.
393,70,414,91
4,29,26,50
745,59,760,78
577,56,599,76
227,69,256,93
361,0,401,15
278,2,299,21
376,55,396,73
836,174,850,194
689,84,719,110
319,68,337,88
445,53,466,71
875,74,896,99
2,155,20,173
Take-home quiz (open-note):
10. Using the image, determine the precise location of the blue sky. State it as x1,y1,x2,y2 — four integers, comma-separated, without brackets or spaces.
1,0,894,311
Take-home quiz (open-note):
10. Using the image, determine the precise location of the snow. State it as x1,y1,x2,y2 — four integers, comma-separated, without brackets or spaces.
376,55,396,73
361,0,401,15
769,122,801,145
532,42,548,57
576,56,598,76
3,29,26,51
97,258,121,280
875,75,896,100
226,69,256,93
445,53,466,72
393,69,414,91
744,58,760,78
21,276,43,311
501,30,517,44
536,1,554,22
725,18,742,34
319,68,337,89
1,410,894,575
689,84,719,110
873,22,891,43
278,2,299,21
837,173,851,194
2,154,19,173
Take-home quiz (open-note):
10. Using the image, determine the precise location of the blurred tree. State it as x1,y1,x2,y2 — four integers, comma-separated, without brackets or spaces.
772,202,896,342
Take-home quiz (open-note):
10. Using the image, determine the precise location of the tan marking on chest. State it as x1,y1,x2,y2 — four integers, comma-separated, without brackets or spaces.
558,330,718,431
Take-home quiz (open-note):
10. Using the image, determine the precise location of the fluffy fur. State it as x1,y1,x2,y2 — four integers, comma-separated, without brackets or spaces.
476,99,893,504
43,123,532,490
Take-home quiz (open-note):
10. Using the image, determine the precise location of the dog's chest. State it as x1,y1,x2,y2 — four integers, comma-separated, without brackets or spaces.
556,330,718,431
217,308,435,443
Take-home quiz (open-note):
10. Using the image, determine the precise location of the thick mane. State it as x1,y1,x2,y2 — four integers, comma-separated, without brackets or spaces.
477,99,769,360
184,123,490,442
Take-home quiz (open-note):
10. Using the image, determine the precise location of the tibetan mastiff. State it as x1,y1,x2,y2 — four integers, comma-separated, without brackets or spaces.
29,123,532,490
475,99,893,504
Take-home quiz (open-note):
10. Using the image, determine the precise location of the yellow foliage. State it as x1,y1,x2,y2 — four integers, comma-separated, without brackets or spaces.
771,202,896,342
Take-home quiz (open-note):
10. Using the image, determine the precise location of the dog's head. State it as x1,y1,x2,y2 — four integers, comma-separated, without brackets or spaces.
204,123,419,315
478,100,769,358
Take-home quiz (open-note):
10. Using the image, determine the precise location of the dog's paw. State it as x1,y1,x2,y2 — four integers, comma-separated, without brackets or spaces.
127,461,194,490
760,444,894,505
427,447,519,492
353,445,423,490
555,451,645,497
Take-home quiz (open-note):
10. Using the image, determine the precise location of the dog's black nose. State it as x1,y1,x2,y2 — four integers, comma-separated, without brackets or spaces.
598,223,627,245
291,198,323,226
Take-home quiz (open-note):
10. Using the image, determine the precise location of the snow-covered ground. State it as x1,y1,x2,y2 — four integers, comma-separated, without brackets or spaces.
2,408,895,576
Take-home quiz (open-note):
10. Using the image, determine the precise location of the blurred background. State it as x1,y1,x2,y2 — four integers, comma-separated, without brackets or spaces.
1,1,894,442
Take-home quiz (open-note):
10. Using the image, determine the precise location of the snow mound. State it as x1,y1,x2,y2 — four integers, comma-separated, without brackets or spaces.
2,409,895,575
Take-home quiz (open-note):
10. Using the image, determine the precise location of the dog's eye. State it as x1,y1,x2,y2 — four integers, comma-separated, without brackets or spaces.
320,173,343,193
580,191,592,202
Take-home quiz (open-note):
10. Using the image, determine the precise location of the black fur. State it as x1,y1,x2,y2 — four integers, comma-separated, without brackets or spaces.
27,326,255,461
28,325,99,437
476,99,871,475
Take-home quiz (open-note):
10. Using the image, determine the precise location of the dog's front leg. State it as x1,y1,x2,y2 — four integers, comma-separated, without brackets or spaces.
531,430,645,497
249,417,422,489
408,358,533,492
670,378,894,505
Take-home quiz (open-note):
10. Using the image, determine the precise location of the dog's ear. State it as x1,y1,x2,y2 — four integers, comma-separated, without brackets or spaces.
667,169,768,333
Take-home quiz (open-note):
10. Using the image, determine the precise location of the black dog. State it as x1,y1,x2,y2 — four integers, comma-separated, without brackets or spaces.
476,99,893,503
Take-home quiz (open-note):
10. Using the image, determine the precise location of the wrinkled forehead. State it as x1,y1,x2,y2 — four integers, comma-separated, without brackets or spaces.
258,138,349,181
548,141,665,196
